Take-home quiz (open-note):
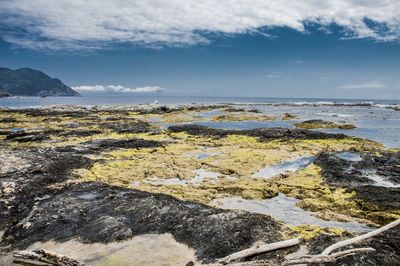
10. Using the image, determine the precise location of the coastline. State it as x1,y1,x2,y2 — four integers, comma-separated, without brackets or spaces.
0,103,399,265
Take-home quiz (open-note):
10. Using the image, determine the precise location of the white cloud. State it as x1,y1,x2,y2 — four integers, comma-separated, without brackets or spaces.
73,85,165,93
336,81,387,89
1,1,400,50
264,74,280,78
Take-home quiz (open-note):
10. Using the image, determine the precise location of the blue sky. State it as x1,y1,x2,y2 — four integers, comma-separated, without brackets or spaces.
1,1,400,99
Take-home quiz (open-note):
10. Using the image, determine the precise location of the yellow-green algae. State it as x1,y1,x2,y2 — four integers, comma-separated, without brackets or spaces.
75,129,397,228
276,164,399,226
283,224,346,241
2,108,397,232
294,120,356,130
209,113,276,121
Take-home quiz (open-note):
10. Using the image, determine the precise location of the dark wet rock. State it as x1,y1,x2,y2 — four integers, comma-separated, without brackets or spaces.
315,151,400,222
315,152,374,186
5,131,52,142
352,186,400,211
0,148,93,230
0,117,17,123
0,130,9,136
4,129,102,143
15,106,90,117
101,120,153,133
387,106,400,111
215,106,261,113
133,104,228,115
315,151,400,187
0,139,286,264
59,129,102,138
1,182,283,263
168,124,347,141
282,113,298,120
294,119,356,130
307,227,400,266
223,107,246,112
81,138,160,151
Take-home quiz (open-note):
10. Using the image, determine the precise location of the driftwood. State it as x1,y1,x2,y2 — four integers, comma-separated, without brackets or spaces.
321,218,400,255
216,238,301,264
284,218,400,265
283,247,375,265
212,218,400,266
13,249,86,266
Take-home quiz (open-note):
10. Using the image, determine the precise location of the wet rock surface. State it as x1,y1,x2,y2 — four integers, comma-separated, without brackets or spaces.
307,227,400,266
168,124,348,141
0,148,93,230
80,138,161,151
315,151,400,218
1,182,283,262
316,152,400,187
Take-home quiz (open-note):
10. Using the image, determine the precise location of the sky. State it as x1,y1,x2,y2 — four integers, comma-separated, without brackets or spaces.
1,0,400,99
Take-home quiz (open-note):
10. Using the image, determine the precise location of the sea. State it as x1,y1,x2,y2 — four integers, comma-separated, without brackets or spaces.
1,95,399,148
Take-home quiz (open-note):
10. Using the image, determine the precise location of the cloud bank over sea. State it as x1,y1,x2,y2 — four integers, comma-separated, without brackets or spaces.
1,0,400,50
73,85,165,93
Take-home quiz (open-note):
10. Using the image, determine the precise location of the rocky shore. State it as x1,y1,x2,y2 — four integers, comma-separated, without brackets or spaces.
0,104,399,265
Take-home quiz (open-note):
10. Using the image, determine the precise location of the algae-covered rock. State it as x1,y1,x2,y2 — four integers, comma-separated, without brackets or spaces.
210,113,276,121
294,119,356,129
1,105,398,265
314,151,400,225
168,124,348,141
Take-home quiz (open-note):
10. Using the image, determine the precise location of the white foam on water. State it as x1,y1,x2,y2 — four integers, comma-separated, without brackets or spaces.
315,112,354,117
212,193,373,233
252,156,315,179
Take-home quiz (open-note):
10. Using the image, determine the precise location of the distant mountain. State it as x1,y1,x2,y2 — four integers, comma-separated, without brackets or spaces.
0,67,80,97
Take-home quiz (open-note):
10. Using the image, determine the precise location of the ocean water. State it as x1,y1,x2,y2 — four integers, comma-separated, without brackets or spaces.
1,95,399,147
1,95,400,108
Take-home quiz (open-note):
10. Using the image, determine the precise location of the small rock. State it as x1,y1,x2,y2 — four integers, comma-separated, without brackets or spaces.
23,222,32,229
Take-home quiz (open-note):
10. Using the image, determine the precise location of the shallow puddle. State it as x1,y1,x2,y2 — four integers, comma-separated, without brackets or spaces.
336,152,362,162
145,169,222,187
2,234,198,266
195,153,211,159
212,193,373,232
362,170,400,188
198,110,223,118
190,169,221,184
252,156,315,179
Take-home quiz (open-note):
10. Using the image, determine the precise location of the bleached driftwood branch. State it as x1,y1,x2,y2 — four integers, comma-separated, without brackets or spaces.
283,247,375,265
216,237,300,264
13,248,86,266
211,218,399,266
284,218,400,265
321,218,400,255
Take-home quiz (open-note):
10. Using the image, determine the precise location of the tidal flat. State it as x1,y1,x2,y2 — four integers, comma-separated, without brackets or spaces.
0,104,399,265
